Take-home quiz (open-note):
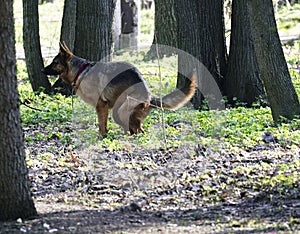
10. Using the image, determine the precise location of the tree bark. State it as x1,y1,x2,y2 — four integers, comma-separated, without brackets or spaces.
147,0,177,58
0,1,37,221
74,0,116,62
248,0,300,121
175,0,227,109
53,0,77,96
207,0,227,87
60,0,76,50
224,0,265,106
23,0,52,93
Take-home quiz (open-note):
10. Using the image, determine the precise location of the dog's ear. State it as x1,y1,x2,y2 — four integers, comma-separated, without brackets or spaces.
59,41,73,57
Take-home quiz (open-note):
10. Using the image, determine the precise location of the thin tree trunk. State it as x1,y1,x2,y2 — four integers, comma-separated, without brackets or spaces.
74,0,116,62
0,1,37,221
60,0,76,50
224,0,265,106
207,0,227,88
52,0,77,96
23,0,52,93
248,0,300,121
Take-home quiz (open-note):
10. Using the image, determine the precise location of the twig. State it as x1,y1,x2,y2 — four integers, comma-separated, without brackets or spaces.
20,100,50,112
154,33,167,145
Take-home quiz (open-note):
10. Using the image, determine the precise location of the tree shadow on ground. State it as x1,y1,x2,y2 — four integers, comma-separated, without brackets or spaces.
1,191,298,234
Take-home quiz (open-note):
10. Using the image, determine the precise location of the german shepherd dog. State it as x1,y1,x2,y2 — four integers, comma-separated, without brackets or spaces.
42,43,197,137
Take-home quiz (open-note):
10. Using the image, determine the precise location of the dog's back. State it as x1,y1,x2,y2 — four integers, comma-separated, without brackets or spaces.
76,61,150,107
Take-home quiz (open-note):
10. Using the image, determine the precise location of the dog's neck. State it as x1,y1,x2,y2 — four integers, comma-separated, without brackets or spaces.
63,56,90,86
72,62,89,87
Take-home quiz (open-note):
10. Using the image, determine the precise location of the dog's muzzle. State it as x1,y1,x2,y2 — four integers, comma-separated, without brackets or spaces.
41,65,61,76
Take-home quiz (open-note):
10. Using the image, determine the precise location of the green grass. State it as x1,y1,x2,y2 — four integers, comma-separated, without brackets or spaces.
18,57,300,151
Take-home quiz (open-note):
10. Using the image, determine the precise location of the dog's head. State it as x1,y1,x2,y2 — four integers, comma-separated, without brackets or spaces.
41,42,73,76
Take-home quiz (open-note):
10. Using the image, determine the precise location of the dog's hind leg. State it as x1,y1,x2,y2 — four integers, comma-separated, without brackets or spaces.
95,99,109,137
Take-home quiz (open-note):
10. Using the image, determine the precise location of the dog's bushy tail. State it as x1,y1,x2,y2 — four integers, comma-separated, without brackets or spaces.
150,71,197,110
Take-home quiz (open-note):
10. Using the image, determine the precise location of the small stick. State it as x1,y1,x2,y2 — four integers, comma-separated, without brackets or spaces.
20,100,50,112
154,33,167,145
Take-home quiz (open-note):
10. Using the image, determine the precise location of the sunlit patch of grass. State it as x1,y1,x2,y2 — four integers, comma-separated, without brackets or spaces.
139,8,154,45
14,0,64,59
276,3,300,34
60,99,300,152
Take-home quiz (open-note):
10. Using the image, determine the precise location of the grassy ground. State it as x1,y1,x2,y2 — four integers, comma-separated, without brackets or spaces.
2,1,299,233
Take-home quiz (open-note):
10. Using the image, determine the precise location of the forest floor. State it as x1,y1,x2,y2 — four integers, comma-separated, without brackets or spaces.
0,124,299,233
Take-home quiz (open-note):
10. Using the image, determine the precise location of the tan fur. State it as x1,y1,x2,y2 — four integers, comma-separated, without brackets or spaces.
42,43,197,136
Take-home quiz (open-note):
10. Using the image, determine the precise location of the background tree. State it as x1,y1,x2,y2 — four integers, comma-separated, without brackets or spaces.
52,0,77,96
23,0,52,93
147,0,177,57
74,0,116,62
175,0,227,109
175,0,203,110
0,0,37,220
248,0,300,121
60,0,76,51
224,0,265,106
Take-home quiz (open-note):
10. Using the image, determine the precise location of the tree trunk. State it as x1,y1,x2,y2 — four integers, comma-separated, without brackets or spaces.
74,0,116,62
207,0,227,88
147,0,177,58
23,0,52,93
248,0,300,121
60,0,76,50
0,1,37,221
175,0,227,109
224,0,265,106
52,0,77,96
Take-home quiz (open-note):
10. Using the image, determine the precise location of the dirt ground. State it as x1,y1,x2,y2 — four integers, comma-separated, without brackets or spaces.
0,126,299,233
2,197,299,234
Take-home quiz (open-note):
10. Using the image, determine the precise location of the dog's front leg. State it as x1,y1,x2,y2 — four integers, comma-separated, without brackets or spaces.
95,100,109,137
